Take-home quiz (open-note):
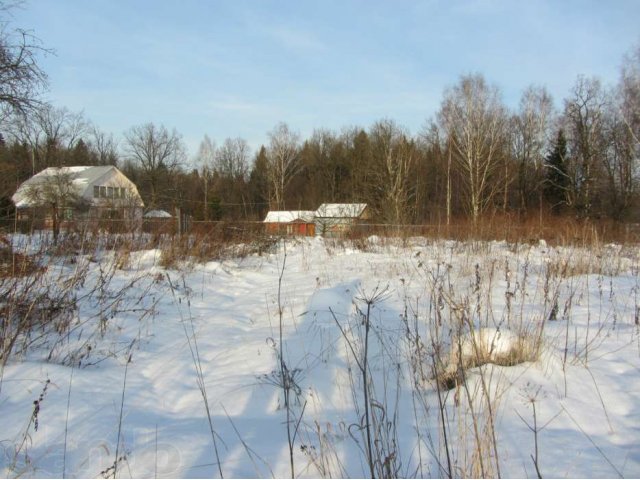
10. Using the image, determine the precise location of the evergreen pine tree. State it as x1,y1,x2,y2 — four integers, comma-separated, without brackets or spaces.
248,146,269,218
544,129,570,213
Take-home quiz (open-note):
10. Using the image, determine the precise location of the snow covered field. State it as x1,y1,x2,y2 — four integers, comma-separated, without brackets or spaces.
1,235,639,478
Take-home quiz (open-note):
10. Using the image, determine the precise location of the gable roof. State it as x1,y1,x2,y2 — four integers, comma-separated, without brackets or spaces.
263,210,315,223
12,166,139,208
315,203,367,218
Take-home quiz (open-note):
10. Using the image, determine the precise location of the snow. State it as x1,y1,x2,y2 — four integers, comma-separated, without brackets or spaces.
1,236,639,478
143,210,173,219
263,211,315,223
12,167,95,208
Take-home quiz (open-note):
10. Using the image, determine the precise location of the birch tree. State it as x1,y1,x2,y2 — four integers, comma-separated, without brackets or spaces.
195,134,216,220
438,74,509,222
369,119,416,224
266,122,300,209
601,103,637,219
607,43,640,218
620,43,640,151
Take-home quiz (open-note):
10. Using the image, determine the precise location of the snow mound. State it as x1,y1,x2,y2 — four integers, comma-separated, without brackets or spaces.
303,280,359,326
439,327,535,388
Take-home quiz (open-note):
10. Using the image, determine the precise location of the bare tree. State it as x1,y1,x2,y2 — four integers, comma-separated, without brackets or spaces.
340,127,373,205
438,74,509,222
89,126,119,165
511,86,554,213
606,43,640,218
0,1,49,122
369,119,416,224
36,105,88,150
215,137,249,181
123,123,186,208
8,105,89,172
266,122,300,209
619,43,640,148
420,120,460,225
563,75,609,216
302,128,347,204
195,134,215,221
601,102,637,219
23,169,84,243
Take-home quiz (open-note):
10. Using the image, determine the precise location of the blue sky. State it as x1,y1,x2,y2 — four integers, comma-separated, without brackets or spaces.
12,0,640,159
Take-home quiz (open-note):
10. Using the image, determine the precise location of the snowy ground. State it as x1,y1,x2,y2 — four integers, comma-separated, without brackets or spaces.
1,235,639,478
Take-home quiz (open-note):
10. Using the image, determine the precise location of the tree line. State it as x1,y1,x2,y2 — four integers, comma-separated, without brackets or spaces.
0,3,638,225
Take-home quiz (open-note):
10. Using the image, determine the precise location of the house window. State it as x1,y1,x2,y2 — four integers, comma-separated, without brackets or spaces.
107,186,114,198
94,186,99,198
120,188,127,198
100,186,106,198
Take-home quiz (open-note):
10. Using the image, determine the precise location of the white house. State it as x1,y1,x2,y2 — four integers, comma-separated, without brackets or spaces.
12,165,144,225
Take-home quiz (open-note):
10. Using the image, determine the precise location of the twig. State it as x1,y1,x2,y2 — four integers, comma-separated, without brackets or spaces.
276,242,296,479
561,405,623,478
167,273,225,478
292,400,308,446
431,354,453,478
114,348,133,479
221,403,275,478
584,365,614,433
62,366,74,479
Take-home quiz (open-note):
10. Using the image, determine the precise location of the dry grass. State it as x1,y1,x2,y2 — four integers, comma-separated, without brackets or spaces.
341,213,639,248
0,235,43,278
157,226,277,269
436,327,539,390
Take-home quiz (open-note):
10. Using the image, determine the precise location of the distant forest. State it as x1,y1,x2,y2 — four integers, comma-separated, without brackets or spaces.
0,5,638,226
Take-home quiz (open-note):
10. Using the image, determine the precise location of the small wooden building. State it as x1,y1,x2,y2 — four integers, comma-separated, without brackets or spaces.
263,210,316,236
314,203,369,237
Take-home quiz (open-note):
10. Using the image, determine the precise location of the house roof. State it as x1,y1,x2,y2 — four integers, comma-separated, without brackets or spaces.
263,210,315,223
315,203,367,218
144,209,173,218
12,166,138,208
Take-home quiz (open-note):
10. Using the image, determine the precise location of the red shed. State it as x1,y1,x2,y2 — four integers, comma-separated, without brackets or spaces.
263,210,316,236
